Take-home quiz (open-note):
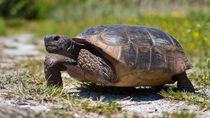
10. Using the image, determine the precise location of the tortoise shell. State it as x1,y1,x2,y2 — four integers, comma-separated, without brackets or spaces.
73,25,192,86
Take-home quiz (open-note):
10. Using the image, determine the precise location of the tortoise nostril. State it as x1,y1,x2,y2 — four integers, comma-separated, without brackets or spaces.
54,36,60,41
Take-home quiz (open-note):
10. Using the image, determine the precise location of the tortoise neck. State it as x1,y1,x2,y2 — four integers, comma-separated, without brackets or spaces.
66,41,85,60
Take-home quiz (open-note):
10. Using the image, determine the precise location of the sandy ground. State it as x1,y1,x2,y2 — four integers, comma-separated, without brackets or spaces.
0,34,209,118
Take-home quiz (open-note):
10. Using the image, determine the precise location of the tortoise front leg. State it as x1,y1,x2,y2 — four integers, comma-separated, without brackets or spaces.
77,49,117,85
44,54,67,87
172,72,195,92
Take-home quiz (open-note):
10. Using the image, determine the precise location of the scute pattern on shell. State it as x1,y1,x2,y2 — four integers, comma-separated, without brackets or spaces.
76,25,192,74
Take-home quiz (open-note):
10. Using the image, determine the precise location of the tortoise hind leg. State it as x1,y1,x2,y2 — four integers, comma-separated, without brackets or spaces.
172,72,195,92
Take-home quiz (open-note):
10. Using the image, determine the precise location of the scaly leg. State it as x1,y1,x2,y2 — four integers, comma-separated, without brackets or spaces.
77,49,117,85
172,72,195,92
44,54,68,87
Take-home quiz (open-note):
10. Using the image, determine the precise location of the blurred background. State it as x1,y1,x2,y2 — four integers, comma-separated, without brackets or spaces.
0,0,209,65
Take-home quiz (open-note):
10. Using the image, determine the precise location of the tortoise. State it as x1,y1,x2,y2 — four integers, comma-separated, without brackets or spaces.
44,25,195,92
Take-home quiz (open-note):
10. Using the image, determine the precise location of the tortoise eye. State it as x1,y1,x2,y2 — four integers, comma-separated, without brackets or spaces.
54,36,60,41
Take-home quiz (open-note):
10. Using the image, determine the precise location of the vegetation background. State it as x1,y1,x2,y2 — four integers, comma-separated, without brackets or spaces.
0,0,209,64
0,0,209,117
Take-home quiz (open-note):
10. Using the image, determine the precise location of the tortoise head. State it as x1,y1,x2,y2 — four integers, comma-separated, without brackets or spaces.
44,35,81,59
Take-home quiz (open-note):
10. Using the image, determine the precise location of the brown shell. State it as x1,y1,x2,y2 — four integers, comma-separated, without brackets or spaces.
74,25,192,75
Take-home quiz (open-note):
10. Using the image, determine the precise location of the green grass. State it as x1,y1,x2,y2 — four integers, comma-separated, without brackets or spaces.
0,17,5,35
1,58,209,117
0,59,126,117
161,112,196,118
160,90,210,110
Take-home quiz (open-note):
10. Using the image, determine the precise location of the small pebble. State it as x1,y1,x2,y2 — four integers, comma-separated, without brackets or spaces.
17,100,28,105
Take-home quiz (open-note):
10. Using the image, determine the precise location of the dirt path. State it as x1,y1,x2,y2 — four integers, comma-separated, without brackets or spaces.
0,34,209,118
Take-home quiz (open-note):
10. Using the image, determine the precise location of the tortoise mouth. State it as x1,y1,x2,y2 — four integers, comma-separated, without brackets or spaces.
46,45,59,52
47,45,57,49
